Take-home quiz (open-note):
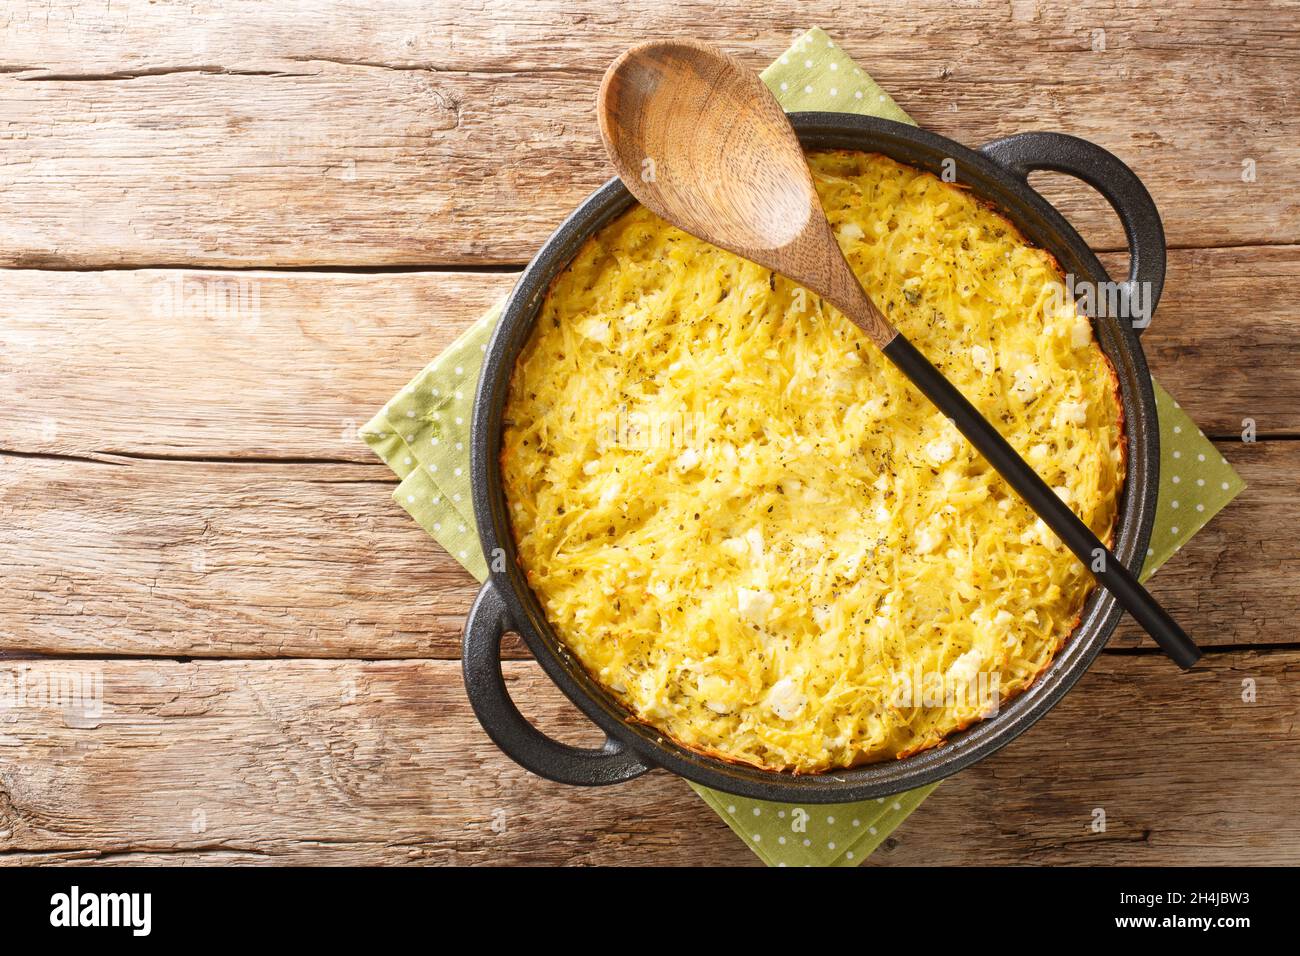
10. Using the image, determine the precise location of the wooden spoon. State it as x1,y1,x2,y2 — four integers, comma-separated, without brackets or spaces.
598,39,1201,669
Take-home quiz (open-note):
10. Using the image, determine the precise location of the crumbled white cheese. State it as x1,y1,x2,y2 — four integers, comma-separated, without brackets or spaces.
971,344,993,374
1052,485,1073,507
1056,401,1088,426
947,648,983,687
737,587,775,623
674,448,701,472
915,525,943,555
837,222,865,243
824,732,850,752
1011,365,1040,402
599,480,622,506
925,438,955,465
1028,443,1050,464
637,672,669,718
1070,317,1093,349
744,527,765,560
1020,518,1058,549
765,677,807,721
721,537,747,557
578,318,611,345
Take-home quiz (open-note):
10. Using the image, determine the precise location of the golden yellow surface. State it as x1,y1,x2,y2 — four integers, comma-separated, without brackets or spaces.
501,150,1123,773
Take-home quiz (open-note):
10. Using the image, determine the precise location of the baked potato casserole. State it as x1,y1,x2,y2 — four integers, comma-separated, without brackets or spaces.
501,150,1123,773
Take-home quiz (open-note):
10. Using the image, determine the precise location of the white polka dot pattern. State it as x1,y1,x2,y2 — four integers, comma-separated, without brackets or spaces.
758,28,911,124
1145,381,1245,575
359,302,500,582
691,781,939,868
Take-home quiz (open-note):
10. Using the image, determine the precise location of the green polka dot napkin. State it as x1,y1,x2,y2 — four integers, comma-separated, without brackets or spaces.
364,302,500,582
361,26,1245,867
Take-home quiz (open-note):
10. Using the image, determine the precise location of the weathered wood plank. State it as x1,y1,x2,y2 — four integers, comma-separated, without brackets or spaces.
0,0,1289,871
0,67,601,268
1108,440,1289,650
1,250,1294,470
1123,246,1300,439
869,649,1300,866
0,658,741,866
0,457,490,659
0,440,1287,658
0,269,513,461
3,0,1295,77
0,1,1295,266
0,652,1294,866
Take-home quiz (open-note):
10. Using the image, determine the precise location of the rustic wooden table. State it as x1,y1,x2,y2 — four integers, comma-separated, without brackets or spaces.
1,1,1296,866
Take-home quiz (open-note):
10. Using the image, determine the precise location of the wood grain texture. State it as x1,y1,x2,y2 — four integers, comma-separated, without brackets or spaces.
0,1,1295,266
0,268,513,460
1,249,1295,469
0,457,486,659
1122,246,1300,438
0,652,1294,866
3,0,1295,77
1,0,1293,868
0,440,1288,658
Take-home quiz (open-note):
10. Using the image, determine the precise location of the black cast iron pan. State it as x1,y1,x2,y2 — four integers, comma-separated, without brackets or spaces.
463,113,1164,802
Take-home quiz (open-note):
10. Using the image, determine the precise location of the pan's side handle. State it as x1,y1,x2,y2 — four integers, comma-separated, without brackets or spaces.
979,132,1165,335
462,580,651,786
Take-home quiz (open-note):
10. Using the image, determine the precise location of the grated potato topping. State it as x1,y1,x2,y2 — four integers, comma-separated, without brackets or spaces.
502,150,1123,773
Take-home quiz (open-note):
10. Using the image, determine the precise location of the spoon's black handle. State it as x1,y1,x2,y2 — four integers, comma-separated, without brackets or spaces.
883,333,1202,670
